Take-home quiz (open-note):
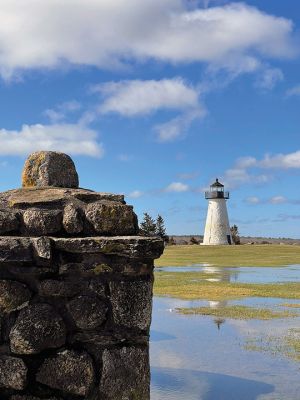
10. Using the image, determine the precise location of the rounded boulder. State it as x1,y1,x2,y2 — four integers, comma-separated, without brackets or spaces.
22,151,79,188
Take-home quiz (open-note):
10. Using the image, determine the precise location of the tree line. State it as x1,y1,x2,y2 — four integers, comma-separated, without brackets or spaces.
139,212,240,245
139,213,168,242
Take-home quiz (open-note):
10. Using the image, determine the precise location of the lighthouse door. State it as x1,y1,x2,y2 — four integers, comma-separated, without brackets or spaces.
227,235,232,245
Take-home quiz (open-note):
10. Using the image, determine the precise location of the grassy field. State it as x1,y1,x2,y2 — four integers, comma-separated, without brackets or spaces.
153,271,300,300
176,305,297,320
156,244,300,267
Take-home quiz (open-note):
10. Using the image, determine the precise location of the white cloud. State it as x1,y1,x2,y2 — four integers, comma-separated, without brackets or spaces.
155,109,205,142
94,78,200,116
0,1,295,79
128,190,144,198
286,84,300,97
269,196,287,204
221,149,300,190
44,100,82,123
222,162,272,189
0,123,103,157
245,196,260,204
259,151,300,169
165,182,189,192
236,150,300,170
235,156,257,169
93,78,205,141
256,67,284,90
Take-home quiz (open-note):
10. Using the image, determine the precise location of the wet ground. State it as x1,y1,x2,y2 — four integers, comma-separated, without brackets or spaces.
150,266,300,399
156,264,300,284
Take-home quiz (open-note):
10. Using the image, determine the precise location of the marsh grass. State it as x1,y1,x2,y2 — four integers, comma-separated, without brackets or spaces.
154,271,300,300
176,305,297,320
280,303,300,308
244,329,300,363
156,244,300,267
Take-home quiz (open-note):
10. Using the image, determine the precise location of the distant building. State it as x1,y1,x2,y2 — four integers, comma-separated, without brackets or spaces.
203,179,232,245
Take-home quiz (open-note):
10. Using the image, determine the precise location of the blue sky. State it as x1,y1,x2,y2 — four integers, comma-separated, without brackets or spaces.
0,0,300,238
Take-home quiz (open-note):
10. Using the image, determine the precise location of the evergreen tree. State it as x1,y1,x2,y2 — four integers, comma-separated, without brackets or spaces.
155,214,169,242
155,215,165,237
139,213,156,236
230,224,241,245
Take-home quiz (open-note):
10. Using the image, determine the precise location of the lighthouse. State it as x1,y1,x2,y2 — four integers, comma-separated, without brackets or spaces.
203,178,232,245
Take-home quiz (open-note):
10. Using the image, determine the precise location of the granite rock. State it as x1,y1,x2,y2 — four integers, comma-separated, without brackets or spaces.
0,210,19,233
22,151,79,188
0,237,32,262
1,187,124,209
36,349,94,396
32,236,52,260
38,279,85,297
63,203,83,234
11,396,61,400
99,346,150,400
10,303,66,354
23,209,62,235
0,355,27,390
67,295,107,329
109,280,152,331
85,201,138,235
0,280,31,314
53,236,164,259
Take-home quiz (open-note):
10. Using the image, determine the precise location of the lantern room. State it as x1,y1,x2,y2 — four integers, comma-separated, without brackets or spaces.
205,178,229,199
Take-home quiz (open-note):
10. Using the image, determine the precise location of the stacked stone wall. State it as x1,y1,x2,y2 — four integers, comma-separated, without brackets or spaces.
0,152,164,400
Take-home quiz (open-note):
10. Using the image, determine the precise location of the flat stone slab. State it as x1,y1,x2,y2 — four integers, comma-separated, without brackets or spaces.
1,187,124,209
53,236,164,258
0,236,164,263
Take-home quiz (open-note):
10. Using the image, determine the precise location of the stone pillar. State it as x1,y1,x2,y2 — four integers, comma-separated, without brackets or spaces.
0,151,164,400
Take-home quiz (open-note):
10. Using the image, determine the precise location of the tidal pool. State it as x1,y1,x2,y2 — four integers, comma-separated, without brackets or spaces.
150,297,300,399
156,264,300,284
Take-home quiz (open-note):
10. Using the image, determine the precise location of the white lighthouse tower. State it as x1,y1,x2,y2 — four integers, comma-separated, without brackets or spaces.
203,178,232,245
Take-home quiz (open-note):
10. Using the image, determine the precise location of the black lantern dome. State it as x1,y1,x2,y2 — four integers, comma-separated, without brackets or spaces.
205,178,229,199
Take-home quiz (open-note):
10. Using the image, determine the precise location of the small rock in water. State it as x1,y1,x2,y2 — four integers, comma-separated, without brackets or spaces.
22,151,79,188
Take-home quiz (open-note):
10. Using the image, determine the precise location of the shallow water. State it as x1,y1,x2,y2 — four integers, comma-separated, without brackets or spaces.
150,297,300,399
156,264,300,284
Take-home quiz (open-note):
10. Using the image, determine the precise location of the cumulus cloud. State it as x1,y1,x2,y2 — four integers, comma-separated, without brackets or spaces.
0,1,296,79
92,78,205,141
221,149,300,189
164,182,189,192
286,84,300,97
44,100,82,123
94,78,200,116
269,196,287,204
256,67,284,90
259,151,300,169
155,109,205,142
0,123,103,157
128,190,144,198
235,150,300,170
245,196,260,204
